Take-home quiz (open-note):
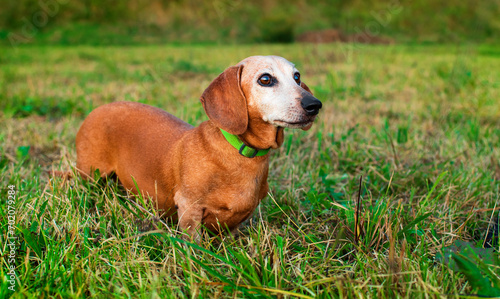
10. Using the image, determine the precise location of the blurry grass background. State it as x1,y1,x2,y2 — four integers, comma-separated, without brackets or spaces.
1,0,500,45
1,0,500,297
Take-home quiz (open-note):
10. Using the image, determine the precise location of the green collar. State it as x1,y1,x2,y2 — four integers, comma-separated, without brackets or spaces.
220,129,270,158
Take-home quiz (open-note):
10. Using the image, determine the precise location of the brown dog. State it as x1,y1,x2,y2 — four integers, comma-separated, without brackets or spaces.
76,56,322,239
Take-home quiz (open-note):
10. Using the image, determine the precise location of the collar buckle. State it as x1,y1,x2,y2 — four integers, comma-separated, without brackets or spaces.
220,128,270,158
239,144,259,158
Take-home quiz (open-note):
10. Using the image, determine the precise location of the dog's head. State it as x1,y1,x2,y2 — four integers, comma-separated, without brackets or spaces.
201,56,322,149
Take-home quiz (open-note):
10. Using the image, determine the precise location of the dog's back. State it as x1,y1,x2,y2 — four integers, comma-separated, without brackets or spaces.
76,101,192,204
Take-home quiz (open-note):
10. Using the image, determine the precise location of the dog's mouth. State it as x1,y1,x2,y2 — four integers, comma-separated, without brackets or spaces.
272,118,315,129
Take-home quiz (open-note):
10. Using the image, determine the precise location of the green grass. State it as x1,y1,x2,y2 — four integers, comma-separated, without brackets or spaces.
1,43,499,297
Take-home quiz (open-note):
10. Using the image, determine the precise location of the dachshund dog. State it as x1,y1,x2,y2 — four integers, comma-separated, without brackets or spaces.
76,56,322,239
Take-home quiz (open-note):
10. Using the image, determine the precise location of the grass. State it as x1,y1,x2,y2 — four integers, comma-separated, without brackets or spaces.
0,42,499,297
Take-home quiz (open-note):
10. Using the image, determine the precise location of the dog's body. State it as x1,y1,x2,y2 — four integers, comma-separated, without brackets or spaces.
76,56,321,238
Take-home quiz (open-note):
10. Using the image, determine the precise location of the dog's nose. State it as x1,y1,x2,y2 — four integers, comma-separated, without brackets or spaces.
301,95,322,116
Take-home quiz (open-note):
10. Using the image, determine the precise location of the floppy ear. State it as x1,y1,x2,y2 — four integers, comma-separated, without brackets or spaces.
300,81,313,95
200,65,248,135
300,81,315,131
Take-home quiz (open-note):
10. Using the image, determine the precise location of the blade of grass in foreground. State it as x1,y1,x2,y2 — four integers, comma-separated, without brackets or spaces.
165,236,316,298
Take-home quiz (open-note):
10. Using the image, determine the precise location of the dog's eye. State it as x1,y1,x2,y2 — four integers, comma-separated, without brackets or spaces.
294,72,300,85
258,74,272,86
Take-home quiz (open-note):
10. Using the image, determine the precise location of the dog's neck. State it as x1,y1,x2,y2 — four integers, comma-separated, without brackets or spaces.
205,120,284,157
220,128,270,158
238,117,284,150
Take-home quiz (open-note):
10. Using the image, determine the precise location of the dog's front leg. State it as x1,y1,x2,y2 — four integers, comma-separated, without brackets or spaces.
174,192,204,242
